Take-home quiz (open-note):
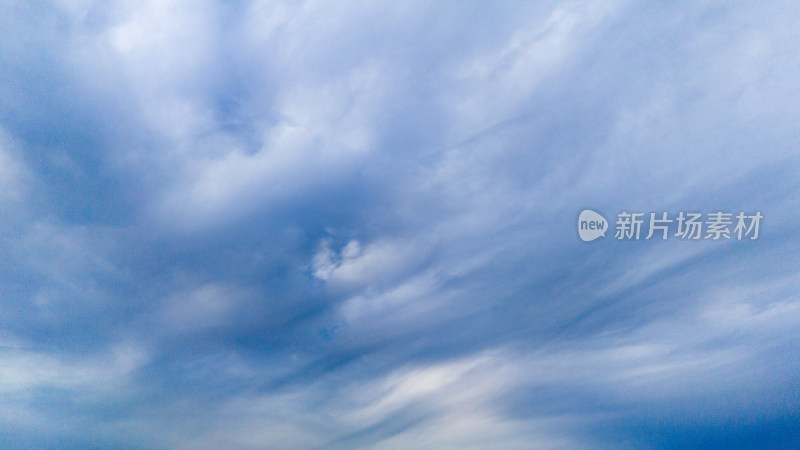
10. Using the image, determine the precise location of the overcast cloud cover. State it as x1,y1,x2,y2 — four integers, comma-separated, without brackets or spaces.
1,1,799,448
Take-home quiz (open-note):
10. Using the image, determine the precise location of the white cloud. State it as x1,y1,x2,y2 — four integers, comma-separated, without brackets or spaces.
157,283,247,334
156,350,585,449
0,338,150,445
313,238,431,289
0,129,32,207
443,0,628,136
338,270,447,327
149,61,389,231
0,341,146,393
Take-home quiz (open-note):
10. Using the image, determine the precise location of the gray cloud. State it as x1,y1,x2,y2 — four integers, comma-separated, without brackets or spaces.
1,0,799,448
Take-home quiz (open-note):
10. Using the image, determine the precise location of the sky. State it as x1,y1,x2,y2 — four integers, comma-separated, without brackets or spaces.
0,1,799,448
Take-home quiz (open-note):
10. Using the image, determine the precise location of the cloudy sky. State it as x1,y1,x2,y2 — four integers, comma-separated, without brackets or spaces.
1,1,799,448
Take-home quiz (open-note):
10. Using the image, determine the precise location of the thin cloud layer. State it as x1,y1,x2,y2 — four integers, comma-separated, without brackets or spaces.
1,1,799,448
